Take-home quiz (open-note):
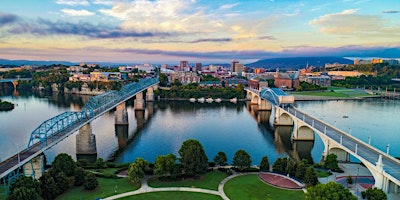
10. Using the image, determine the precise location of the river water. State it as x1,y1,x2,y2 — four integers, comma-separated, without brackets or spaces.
0,90,399,165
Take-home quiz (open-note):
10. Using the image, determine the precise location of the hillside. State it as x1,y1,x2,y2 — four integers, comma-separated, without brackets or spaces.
246,57,353,70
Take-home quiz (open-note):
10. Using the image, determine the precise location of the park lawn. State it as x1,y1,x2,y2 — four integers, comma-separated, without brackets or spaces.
148,171,228,190
119,191,222,200
224,174,305,200
92,167,123,175
56,177,139,200
294,91,349,97
315,169,331,178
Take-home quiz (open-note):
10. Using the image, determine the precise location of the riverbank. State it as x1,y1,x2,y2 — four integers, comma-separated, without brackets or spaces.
292,94,381,101
0,99,14,111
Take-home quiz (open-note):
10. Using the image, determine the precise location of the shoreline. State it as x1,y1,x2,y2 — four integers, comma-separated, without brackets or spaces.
292,95,382,101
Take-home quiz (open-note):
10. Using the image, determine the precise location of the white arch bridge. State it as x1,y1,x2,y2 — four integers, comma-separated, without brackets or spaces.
246,87,400,195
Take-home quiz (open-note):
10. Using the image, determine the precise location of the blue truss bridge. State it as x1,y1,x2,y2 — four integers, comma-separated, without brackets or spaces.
0,77,159,184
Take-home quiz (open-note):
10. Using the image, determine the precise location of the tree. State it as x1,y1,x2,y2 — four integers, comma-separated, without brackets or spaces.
83,172,98,190
8,176,41,200
323,154,339,170
178,139,209,176
272,157,285,172
128,158,150,183
94,158,105,168
39,172,58,200
54,172,69,194
346,176,353,185
214,152,228,166
233,149,251,170
8,187,42,200
303,167,319,186
159,73,168,86
306,182,356,200
154,154,177,176
52,153,76,176
295,161,307,180
74,167,86,186
259,156,270,171
362,187,387,200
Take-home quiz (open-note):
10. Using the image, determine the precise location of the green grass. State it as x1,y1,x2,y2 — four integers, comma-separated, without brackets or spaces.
292,87,374,98
119,191,222,200
56,177,140,200
315,169,332,178
224,174,305,200
91,167,123,175
147,171,228,190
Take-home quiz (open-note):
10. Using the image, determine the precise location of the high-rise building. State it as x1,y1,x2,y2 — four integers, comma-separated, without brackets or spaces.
235,63,244,75
195,63,202,72
180,61,189,71
231,60,239,72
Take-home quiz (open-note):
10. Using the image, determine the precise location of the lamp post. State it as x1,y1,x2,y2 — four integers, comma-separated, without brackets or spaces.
348,128,351,135
386,144,390,154
14,143,20,164
368,136,371,145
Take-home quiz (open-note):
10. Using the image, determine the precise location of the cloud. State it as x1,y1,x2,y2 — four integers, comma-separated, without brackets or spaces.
0,13,19,27
61,9,95,16
219,3,240,10
258,36,276,40
382,10,400,14
189,38,232,43
55,0,89,6
92,0,112,6
309,9,389,35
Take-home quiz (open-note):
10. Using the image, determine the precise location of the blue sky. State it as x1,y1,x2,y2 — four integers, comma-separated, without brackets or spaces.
0,0,399,63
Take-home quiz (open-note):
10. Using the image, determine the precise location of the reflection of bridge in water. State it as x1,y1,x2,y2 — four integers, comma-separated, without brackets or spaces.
246,87,400,195
0,77,159,194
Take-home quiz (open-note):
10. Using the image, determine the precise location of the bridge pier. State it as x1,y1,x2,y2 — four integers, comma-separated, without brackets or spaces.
115,102,128,125
135,110,145,131
115,124,128,149
134,92,145,111
146,85,158,101
76,124,97,163
23,155,44,179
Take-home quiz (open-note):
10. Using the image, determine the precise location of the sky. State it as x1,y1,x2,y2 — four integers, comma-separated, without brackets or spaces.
0,0,399,64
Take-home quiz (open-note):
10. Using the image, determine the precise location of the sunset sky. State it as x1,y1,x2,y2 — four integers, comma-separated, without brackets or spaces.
0,0,399,64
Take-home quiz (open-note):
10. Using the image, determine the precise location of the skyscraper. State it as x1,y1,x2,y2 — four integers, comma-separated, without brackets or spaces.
195,63,202,72
231,60,239,72
180,61,189,71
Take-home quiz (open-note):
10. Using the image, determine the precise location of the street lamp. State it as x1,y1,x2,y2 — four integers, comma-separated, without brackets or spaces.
14,143,20,164
368,136,371,145
348,128,351,135
386,144,390,154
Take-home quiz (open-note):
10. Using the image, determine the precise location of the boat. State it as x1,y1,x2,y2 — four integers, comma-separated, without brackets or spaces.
215,98,222,103
343,115,349,118
189,98,196,102
198,97,205,103
206,98,213,103
230,97,237,103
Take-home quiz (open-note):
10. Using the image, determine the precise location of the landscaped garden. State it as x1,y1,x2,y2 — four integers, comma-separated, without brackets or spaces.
118,191,222,200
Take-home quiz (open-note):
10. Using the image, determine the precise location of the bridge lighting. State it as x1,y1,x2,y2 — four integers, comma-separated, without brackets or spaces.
348,128,351,135
15,143,20,164
334,121,336,127
340,135,343,144
368,136,371,145
386,144,390,154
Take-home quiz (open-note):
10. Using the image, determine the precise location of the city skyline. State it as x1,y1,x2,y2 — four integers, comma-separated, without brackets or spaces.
0,0,399,63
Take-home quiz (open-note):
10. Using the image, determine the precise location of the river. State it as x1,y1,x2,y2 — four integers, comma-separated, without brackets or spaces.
0,90,399,165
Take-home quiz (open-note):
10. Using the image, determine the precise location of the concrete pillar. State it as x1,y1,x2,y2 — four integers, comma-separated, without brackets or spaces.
115,102,128,125
258,99,272,111
134,92,145,110
146,87,154,101
135,110,145,131
23,155,44,179
76,124,97,163
257,111,271,123
374,154,386,190
147,102,154,118
11,81,18,90
246,91,252,101
115,125,128,149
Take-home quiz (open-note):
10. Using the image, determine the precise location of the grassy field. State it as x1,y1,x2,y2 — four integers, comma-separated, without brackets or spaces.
290,87,374,98
148,171,228,190
224,174,305,200
119,191,222,200
315,169,332,178
56,177,140,200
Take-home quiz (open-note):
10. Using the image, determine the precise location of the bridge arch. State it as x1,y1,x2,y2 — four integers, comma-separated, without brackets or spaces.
293,125,314,141
275,112,294,126
251,95,260,105
246,91,253,101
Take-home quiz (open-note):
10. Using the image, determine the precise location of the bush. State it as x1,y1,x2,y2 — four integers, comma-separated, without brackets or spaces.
84,172,98,190
208,162,216,167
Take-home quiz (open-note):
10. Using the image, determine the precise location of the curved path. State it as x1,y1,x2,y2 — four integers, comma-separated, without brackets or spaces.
103,172,302,200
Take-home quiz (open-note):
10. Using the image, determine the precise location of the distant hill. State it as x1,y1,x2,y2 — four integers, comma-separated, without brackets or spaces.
0,59,77,66
246,57,353,70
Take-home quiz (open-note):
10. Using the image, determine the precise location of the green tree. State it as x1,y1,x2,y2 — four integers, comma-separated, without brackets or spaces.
159,73,168,86
52,153,76,176
8,176,41,200
39,172,58,200
128,158,150,183
346,176,353,185
323,154,339,170
154,154,177,176
178,139,209,176
74,167,86,186
83,172,98,190
272,157,285,173
259,156,270,172
214,152,228,166
306,182,356,200
233,149,251,170
54,172,69,195
8,187,42,200
303,167,319,186
295,161,307,180
362,187,387,200
94,158,105,168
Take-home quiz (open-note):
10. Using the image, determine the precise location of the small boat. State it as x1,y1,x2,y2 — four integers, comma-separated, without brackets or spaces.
215,98,222,103
206,98,213,103
189,98,196,102
198,97,205,103
343,115,349,118
230,97,237,103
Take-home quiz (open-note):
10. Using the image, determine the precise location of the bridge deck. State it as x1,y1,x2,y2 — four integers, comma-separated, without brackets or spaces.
285,106,400,184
